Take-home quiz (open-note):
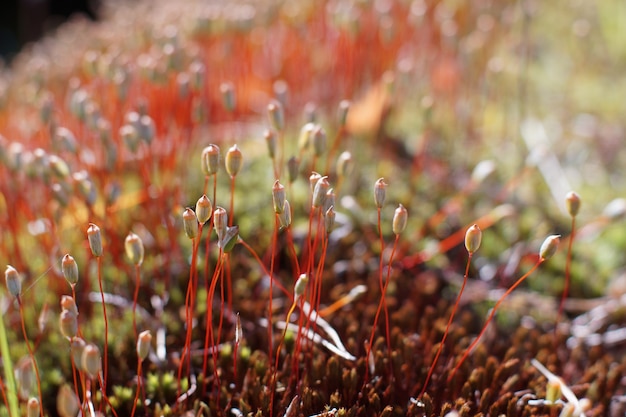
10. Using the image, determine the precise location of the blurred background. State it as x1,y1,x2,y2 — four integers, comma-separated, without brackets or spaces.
0,0,99,62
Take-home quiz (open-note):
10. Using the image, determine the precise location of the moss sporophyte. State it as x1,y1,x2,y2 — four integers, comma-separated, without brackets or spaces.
0,1,621,416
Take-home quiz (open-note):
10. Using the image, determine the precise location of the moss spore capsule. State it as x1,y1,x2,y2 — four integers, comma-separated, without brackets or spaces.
137,330,152,361
125,232,145,266
183,208,199,239
309,171,322,194
57,384,80,417
225,144,243,177
201,144,220,176
61,254,79,286
325,206,336,234
312,176,330,209
392,204,408,235
70,338,86,369
324,188,335,213
59,310,78,339
298,123,315,152
546,379,561,404
5,265,21,297
195,195,213,225
287,156,299,184
294,274,308,300
82,344,101,379
336,151,353,179
272,180,286,214
565,191,581,218
312,125,327,157
374,178,387,209
539,235,560,261
278,200,292,229
265,129,277,159
268,100,284,132
87,223,103,257
60,295,78,315
464,224,482,254
213,207,228,242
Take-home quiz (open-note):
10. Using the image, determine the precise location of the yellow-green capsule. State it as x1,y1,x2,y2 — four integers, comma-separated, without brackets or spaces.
539,235,560,261
59,310,78,339
87,223,103,257
225,144,243,177
125,232,144,266
374,178,387,209
61,254,79,286
546,379,561,404
137,330,152,362
392,204,408,235
201,144,220,176
57,384,80,417
196,195,213,225
565,191,581,218
82,344,101,379
312,176,330,209
294,274,308,300
464,224,482,254
183,208,198,239
272,180,286,214
213,207,228,242
278,200,292,230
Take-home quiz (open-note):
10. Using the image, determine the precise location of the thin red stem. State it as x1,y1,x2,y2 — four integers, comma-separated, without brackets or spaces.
70,341,81,409
133,265,141,340
419,253,473,398
97,373,119,417
239,239,291,299
130,360,142,417
556,220,576,336
268,216,279,357
200,252,225,399
178,228,201,405
364,209,387,384
271,296,301,417
447,260,543,383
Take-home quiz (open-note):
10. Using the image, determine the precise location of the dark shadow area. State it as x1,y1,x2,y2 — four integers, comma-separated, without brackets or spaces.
0,0,99,63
